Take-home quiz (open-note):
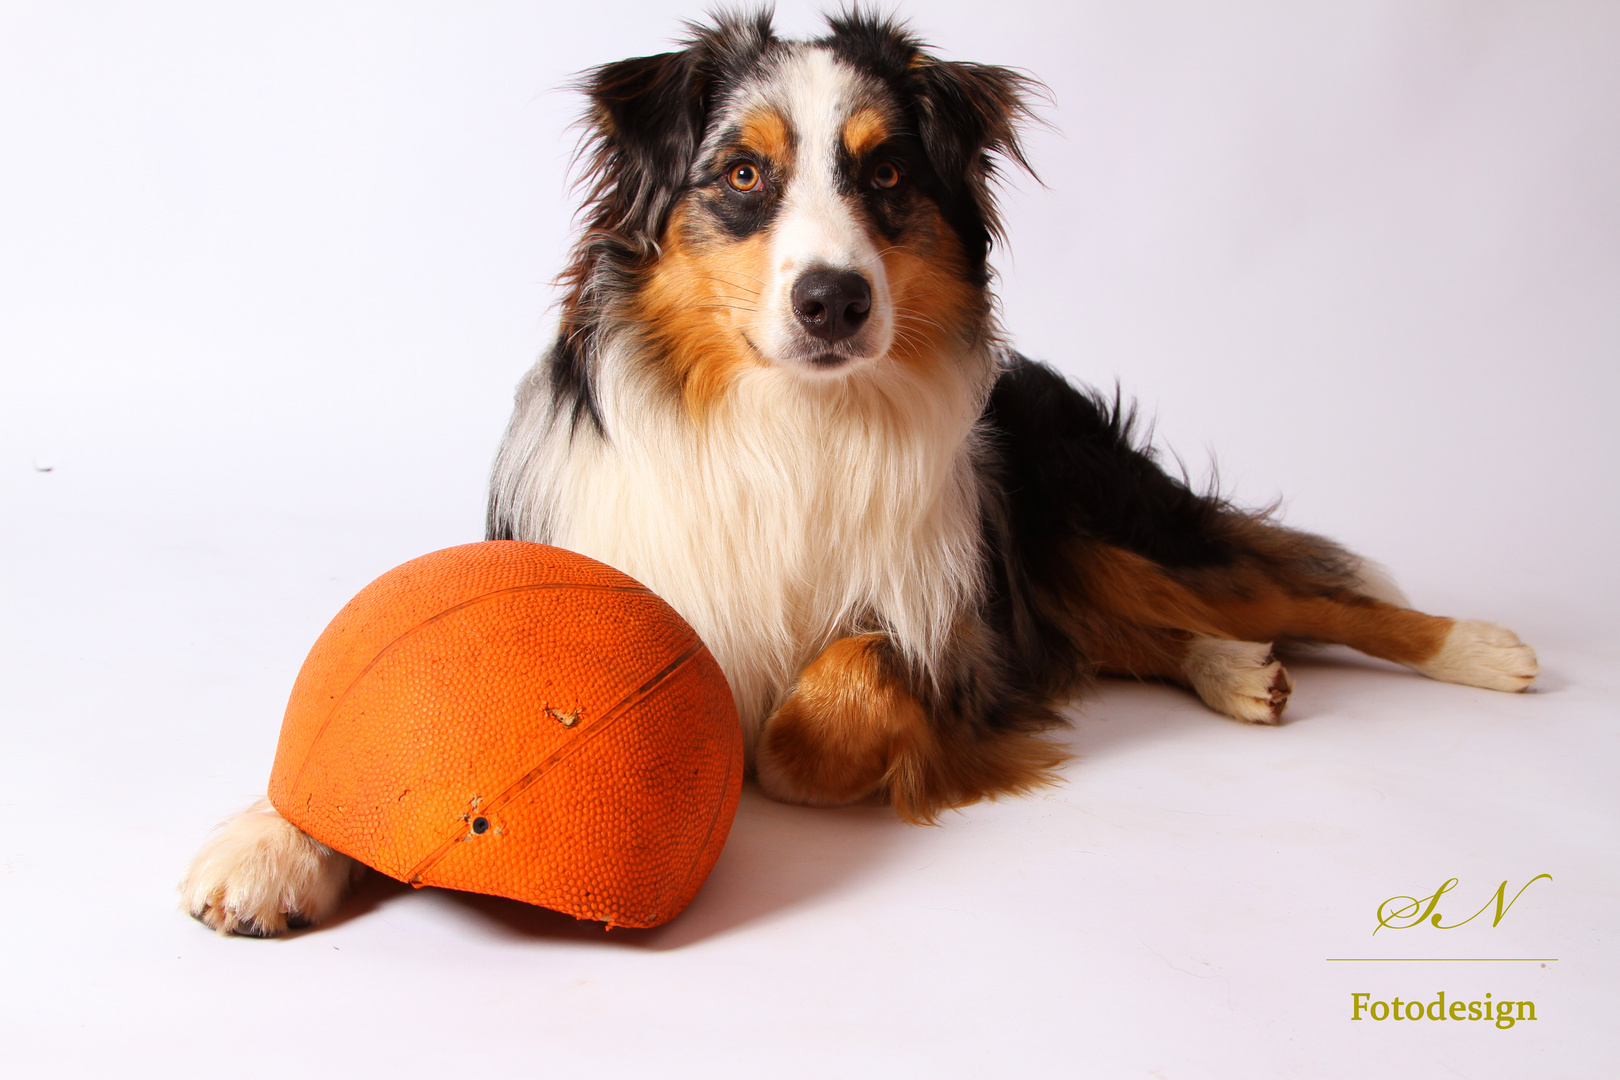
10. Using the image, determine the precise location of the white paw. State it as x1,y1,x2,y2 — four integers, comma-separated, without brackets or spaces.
1413,619,1539,692
179,798,363,936
1183,638,1293,724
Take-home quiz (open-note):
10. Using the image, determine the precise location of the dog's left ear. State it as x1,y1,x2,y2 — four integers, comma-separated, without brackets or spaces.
823,11,1039,253
908,56,1039,242
911,59,1037,177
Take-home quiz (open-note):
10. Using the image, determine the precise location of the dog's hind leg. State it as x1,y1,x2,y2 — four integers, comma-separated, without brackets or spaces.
1066,537,1536,727
1085,624,1295,724
1078,537,1538,698
1063,563,1297,723
179,798,364,936
1183,515,1539,692
1219,592,1540,693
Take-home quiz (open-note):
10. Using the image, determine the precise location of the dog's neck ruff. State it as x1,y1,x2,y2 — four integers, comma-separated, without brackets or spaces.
507,335,995,750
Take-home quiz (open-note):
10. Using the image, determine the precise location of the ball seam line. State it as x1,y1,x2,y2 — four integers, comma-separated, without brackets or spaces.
401,637,706,888
660,711,745,921
277,581,656,799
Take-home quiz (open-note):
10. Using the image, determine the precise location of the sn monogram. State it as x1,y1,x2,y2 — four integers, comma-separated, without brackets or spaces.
1374,874,1552,934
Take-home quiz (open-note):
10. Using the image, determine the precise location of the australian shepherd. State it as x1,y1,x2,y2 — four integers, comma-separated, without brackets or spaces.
182,11,1537,936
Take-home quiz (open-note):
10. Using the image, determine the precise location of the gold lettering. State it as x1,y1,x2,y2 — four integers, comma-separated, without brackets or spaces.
1375,878,1457,933
1374,873,1551,933
1434,874,1553,929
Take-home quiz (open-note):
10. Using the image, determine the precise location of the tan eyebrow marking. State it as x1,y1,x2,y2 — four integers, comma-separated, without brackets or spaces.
738,108,792,163
842,107,889,159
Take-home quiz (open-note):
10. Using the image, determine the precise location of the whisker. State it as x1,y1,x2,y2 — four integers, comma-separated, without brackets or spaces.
703,271,765,293
704,283,762,299
695,294,759,309
895,310,952,335
687,307,760,317
700,288,760,303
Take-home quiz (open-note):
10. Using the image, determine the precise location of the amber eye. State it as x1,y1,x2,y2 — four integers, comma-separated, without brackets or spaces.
727,162,762,192
871,160,901,190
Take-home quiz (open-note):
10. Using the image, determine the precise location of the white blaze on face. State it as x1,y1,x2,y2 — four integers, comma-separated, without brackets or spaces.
752,47,893,369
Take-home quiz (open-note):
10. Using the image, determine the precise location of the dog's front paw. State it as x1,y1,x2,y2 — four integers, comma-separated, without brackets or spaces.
179,798,363,936
1183,638,1293,724
1414,619,1539,692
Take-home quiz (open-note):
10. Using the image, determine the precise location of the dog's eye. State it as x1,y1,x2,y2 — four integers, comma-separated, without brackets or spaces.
726,162,763,193
871,161,901,190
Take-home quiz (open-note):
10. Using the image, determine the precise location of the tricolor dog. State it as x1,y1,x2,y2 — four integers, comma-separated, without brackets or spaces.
182,11,1537,936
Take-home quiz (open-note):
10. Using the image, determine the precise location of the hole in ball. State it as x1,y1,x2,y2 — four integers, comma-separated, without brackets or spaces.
471,816,490,835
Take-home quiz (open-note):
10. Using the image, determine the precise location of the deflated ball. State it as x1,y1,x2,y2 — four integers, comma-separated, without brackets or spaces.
266,541,742,929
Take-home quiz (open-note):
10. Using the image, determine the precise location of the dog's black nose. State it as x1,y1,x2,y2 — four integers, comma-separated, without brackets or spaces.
792,268,872,342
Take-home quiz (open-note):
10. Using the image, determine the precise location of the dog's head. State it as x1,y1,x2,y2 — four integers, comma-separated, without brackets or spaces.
563,9,1037,412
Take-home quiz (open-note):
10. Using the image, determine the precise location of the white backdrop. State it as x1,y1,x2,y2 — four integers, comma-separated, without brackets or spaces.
2,3,1616,1077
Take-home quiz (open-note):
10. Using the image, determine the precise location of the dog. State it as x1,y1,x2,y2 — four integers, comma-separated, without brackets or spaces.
181,10,1538,936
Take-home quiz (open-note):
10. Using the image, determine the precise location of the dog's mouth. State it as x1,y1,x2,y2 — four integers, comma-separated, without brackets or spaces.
741,331,869,374
777,339,874,373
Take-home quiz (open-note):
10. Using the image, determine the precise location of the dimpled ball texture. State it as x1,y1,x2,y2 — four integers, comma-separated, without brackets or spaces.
266,541,744,929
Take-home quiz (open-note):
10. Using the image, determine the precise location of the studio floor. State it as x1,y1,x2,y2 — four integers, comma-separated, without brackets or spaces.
3,487,1614,1077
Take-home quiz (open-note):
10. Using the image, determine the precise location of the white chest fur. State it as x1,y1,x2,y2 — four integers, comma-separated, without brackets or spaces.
517,349,992,753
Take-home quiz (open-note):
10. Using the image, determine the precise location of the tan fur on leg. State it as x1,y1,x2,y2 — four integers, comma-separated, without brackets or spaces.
756,635,927,809
756,634,1067,824
179,798,363,937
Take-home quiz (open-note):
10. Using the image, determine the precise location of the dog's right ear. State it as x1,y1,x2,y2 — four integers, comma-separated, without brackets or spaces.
579,50,706,247
575,11,777,253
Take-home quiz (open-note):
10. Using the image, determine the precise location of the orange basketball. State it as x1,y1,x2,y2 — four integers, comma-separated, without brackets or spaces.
266,541,743,929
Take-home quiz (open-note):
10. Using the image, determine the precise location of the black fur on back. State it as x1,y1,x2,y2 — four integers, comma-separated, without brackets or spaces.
986,356,1241,573
976,355,1241,696
977,355,1364,697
